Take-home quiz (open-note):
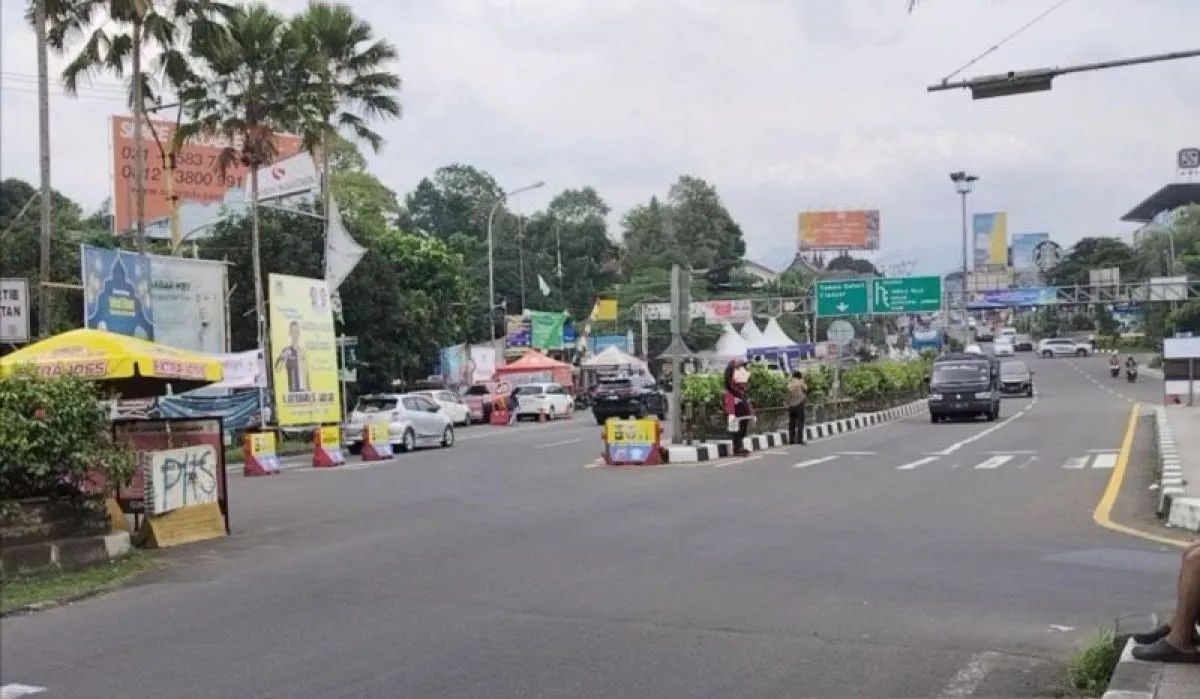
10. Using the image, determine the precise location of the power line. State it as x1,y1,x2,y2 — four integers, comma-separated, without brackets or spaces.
1,70,129,95
940,0,1074,83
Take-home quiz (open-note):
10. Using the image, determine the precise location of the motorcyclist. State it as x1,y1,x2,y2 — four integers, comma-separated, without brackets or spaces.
1125,355,1138,371
1109,355,1120,369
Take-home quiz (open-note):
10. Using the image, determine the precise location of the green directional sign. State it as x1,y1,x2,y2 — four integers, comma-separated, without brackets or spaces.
872,276,943,314
816,279,869,317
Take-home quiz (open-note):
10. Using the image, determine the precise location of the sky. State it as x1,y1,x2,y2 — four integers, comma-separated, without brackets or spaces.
2,0,1199,275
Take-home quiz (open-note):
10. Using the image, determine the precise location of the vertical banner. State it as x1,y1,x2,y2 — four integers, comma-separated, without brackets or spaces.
82,245,155,339
0,278,30,343
972,213,1008,267
469,344,497,383
439,343,468,391
505,315,531,348
531,311,567,349
1011,232,1049,271
148,256,228,353
268,274,340,425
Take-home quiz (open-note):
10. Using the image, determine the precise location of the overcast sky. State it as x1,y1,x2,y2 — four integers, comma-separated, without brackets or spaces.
3,0,1198,274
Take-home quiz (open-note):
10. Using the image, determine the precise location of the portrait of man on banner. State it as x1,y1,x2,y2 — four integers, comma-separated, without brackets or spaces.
268,274,340,425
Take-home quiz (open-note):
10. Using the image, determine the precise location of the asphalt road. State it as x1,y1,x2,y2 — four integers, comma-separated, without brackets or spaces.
1,355,1183,698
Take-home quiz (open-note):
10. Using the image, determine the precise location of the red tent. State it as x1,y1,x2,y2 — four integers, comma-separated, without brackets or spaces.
494,351,573,388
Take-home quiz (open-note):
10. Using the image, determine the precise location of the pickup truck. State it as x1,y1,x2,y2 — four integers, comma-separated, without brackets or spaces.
462,382,501,423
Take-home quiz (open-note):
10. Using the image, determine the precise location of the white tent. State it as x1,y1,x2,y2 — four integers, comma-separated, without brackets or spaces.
761,317,799,348
739,319,772,350
582,344,645,368
713,323,750,359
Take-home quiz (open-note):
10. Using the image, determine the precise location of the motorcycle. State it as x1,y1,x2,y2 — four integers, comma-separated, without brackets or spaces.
1110,365,1120,378
1126,367,1138,383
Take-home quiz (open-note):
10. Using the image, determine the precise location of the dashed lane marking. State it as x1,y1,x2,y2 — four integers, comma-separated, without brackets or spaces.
1,686,48,699
1091,452,1118,470
839,451,876,456
535,438,583,449
895,456,939,471
1062,456,1088,469
793,455,839,469
972,455,1013,470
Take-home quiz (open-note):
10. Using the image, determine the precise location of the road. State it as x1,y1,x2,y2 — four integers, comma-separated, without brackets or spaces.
0,355,1182,698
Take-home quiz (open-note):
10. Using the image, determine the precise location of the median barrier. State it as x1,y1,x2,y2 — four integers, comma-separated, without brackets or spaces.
243,431,281,476
360,422,394,461
312,425,345,468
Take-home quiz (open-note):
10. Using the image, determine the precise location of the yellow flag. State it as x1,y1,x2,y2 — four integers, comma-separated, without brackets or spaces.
592,298,618,321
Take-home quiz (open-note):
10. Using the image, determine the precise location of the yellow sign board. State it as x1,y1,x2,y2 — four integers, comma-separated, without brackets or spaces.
268,274,341,425
247,431,276,457
605,418,656,444
141,501,226,549
592,298,618,322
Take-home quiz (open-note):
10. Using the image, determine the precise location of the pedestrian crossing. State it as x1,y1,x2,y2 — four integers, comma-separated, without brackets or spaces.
793,449,1119,472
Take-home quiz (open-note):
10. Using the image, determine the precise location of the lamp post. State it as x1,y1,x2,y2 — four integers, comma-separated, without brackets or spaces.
486,180,545,344
950,171,978,329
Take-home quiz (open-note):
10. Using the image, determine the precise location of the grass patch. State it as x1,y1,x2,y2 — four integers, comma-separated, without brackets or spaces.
0,551,155,615
1067,628,1119,697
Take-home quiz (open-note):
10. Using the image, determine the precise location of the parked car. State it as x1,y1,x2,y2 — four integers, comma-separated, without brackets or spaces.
999,327,1017,339
591,375,667,424
462,382,501,423
1038,338,1090,358
344,393,456,454
512,382,575,420
1012,333,1035,352
999,360,1034,397
992,337,1015,357
928,353,1000,422
415,390,470,427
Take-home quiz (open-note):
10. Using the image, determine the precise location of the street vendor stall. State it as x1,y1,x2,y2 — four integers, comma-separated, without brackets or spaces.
494,350,573,387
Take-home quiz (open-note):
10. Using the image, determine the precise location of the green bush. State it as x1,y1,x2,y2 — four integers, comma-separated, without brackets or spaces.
1068,628,1118,695
802,365,831,403
0,370,135,502
746,364,787,408
841,365,883,400
681,372,723,410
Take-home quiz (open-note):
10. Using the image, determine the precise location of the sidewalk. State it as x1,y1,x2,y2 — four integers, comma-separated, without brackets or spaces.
1104,638,1200,699
1155,405,1200,531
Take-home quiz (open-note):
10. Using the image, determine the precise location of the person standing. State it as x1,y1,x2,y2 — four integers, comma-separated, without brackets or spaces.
722,359,754,456
787,370,808,445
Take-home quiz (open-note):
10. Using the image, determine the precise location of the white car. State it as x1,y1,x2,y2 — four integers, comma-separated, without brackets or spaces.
416,390,470,427
999,327,1017,339
992,338,1015,357
512,382,575,420
1038,338,1090,358
964,344,984,355
344,393,456,453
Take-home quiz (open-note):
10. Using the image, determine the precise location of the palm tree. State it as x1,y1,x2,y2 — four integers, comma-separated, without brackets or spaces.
290,1,401,239
174,3,315,356
46,0,233,254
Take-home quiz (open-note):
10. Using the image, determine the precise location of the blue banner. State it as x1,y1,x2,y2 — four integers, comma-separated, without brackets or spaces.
82,245,154,339
975,288,1057,307
591,335,630,354
156,390,261,432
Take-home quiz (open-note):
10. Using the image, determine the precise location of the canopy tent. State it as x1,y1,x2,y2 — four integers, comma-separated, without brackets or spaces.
713,323,750,359
739,319,771,350
0,328,223,398
581,345,645,369
494,350,573,387
761,317,799,348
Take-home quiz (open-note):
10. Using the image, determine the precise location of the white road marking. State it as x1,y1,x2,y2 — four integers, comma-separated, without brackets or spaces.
535,438,583,449
1091,453,1118,470
973,455,1013,470
1,686,48,699
933,397,1036,457
938,651,1002,698
584,458,605,469
763,449,789,455
1048,624,1075,632
896,456,939,471
985,450,1035,454
717,454,764,467
839,451,876,456
1062,456,1088,469
793,455,839,469
1087,448,1119,453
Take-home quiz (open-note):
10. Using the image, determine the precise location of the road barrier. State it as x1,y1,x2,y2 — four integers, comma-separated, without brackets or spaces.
312,425,345,468
360,422,394,461
243,431,281,476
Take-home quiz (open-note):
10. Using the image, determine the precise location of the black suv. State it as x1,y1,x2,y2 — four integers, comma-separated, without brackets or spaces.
591,376,666,424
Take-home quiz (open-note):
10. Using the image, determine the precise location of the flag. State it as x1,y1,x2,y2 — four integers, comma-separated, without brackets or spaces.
537,274,551,297
530,311,566,349
592,298,617,321
324,195,366,290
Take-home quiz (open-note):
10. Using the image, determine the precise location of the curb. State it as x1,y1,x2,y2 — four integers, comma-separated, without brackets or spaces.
0,531,132,576
662,398,926,464
1101,638,1161,699
1152,406,1200,532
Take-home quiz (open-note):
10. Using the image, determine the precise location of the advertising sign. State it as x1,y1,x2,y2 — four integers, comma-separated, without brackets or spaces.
255,151,318,202
974,288,1057,307
439,343,468,390
972,212,1008,267
505,316,531,347
82,245,155,339
470,344,497,383
110,115,303,236
268,274,340,425
1112,304,1145,335
603,417,661,465
149,256,227,353
592,298,618,321
144,444,220,515
0,278,30,343
531,310,567,348
205,350,265,390
797,210,880,250
1011,232,1049,271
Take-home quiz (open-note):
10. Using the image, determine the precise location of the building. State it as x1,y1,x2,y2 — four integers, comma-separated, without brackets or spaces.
737,260,779,286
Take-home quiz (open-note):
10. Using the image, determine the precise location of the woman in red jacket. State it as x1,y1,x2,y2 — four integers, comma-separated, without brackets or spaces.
722,358,753,455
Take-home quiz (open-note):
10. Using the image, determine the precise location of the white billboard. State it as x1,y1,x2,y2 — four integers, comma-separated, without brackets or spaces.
149,256,228,354
0,278,30,343
255,151,318,202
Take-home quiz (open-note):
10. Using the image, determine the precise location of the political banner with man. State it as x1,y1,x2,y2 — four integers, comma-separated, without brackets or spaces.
268,274,341,426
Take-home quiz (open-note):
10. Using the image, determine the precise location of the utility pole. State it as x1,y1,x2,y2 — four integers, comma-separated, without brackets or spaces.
951,171,978,342
555,219,565,308
517,213,526,312
34,0,53,337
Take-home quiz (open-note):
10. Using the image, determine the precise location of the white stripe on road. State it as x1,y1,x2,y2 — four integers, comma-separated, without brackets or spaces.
973,455,1013,470
793,455,839,469
933,398,1036,456
2,686,47,699
1091,453,1118,469
535,438,582,449
839,451,876,456
895,456,939,471
1062,456,1088,469
938,651,1002,698
985,450,1034,455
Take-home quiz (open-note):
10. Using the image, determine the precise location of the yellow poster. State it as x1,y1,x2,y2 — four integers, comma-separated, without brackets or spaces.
247,432,276,457
592,298,618,321
268,274,341,425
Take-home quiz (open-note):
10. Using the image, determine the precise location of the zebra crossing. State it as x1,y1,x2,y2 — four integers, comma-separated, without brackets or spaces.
788,449,1118,472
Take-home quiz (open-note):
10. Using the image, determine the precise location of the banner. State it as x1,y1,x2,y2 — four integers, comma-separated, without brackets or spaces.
324,196,366,290
256,151,318,202
203,350,265,391
439,343,469,390
505,315,531,347
82,245,155,339
268,274,340,425
157,391,262,431
0,278,30,343
149,256,227,353
531,311,567,348
469,344,497,383
972,212,1008,267
974,288,1057,307
1112,304,1145,335
592,335,632,354
110,115,303,237
1011,232,1048,271
592,298,618,321
797,210,880,251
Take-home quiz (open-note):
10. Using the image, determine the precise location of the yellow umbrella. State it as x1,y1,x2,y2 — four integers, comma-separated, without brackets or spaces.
0,328,223,398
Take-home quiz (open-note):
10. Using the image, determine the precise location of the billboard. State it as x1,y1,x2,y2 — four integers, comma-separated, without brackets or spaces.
82,246,155,339
149,256,227,353
439,343,469,391
797,210,880,251
1011,232,1049,271
110,116,304,237
1,278,30,343
268,274,340,425
972,212,1007,267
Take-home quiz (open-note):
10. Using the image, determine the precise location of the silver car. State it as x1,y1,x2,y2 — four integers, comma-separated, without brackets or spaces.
344,393,456,453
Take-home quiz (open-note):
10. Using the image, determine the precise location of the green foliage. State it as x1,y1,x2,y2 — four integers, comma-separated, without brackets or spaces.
801,365,832,403
1049,237,1139,287
622,175,746,275
824,254,880,276
1068,628,1117,695
681,372,723,410
841,364,883,400
1094,304,1118,336
1168,299,1200,336
0,371,134,502
746,364,787,408
841,361,927,402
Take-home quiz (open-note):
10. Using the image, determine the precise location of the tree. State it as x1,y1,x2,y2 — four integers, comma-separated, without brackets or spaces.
524,187,619,318
404,164,503,240
622,196,680,273
1048,237,1139,287
824,254,879,276
1168,299,1200,337
667,175,746,269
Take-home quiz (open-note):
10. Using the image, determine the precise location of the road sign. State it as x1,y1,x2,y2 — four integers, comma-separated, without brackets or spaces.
872,276,942,314
827,320,855,346
816,280,869,317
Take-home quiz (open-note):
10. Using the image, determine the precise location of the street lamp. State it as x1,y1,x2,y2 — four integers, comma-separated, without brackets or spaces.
950,171,978,326
486,180,545,344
